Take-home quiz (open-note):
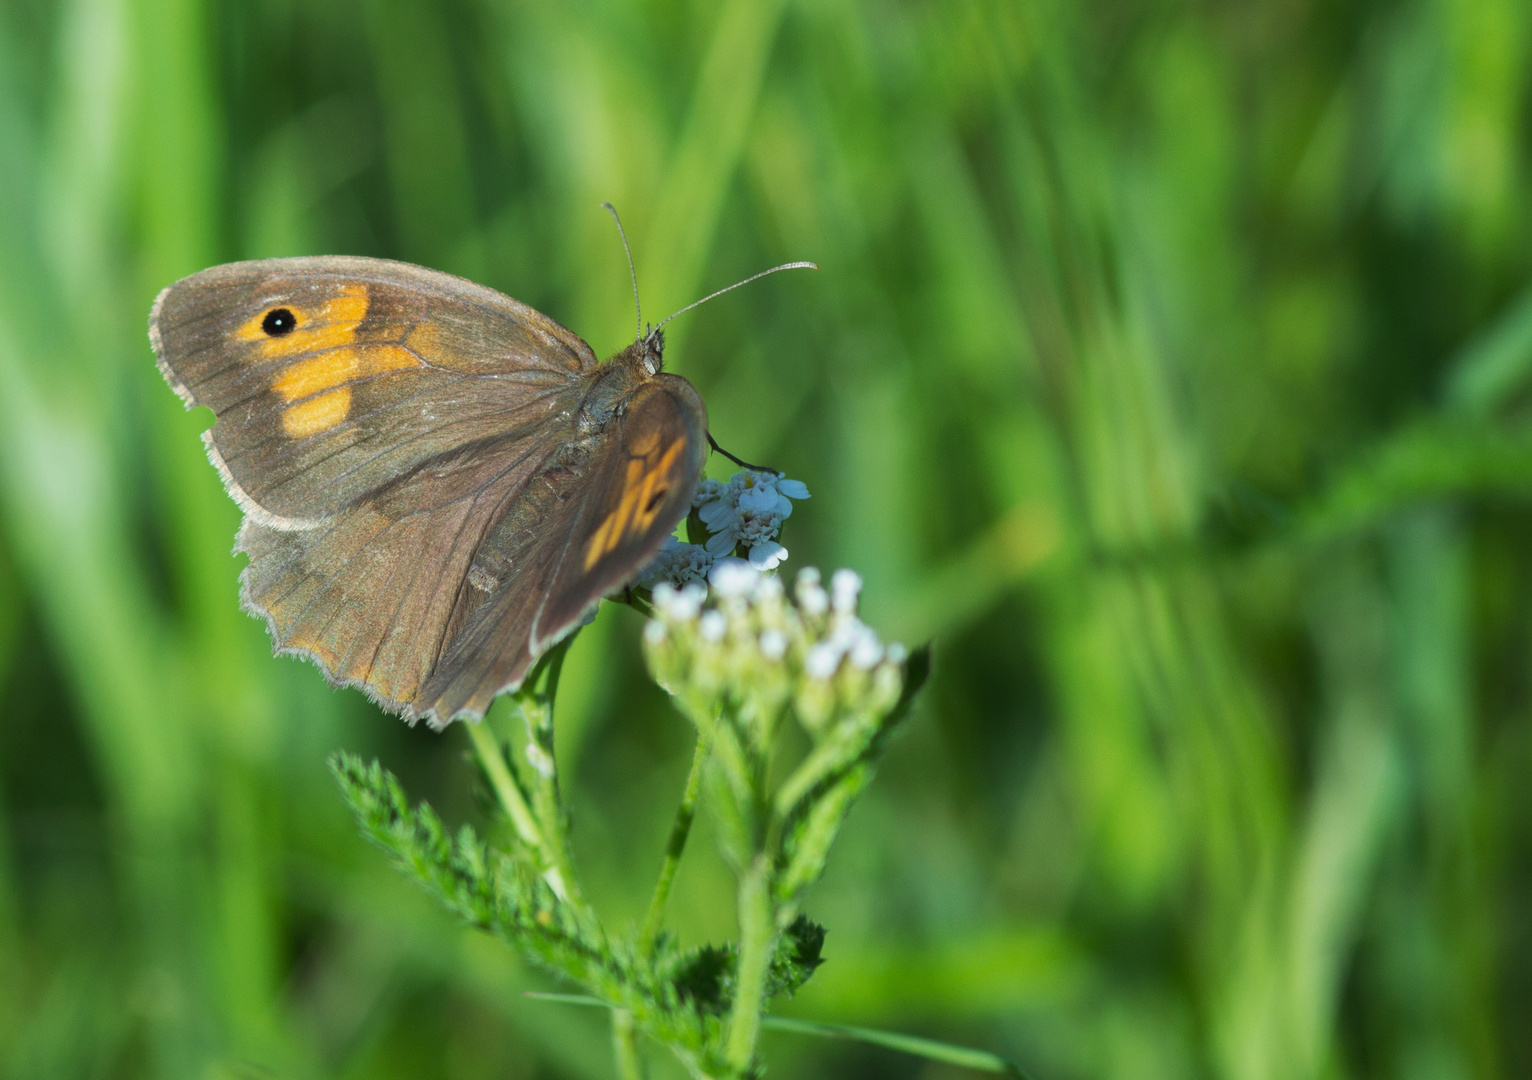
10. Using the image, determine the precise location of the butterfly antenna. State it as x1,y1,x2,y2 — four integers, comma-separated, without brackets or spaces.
601,202,642,343
654,261,818,331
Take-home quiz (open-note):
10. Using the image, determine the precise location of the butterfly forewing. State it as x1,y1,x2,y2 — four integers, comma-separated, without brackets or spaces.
150,256,596,524
236,436,558,716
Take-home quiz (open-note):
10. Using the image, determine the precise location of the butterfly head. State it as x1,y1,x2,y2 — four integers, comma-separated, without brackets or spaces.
640,325,665,375
615,325,665,378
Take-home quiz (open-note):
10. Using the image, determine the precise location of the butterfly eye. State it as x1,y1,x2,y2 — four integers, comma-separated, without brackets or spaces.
261,307,297,336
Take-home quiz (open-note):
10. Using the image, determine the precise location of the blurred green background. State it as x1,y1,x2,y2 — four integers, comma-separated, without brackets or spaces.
1,0,1530,1077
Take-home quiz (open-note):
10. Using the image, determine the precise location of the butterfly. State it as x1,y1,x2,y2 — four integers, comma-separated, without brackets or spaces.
149,220,812,728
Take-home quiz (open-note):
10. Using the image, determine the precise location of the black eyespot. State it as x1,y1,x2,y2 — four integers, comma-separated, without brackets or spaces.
261,308,297,336
645,488,667,513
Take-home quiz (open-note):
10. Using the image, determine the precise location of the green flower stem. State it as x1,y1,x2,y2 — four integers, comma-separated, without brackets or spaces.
725,854,778,1074
639,728,713,954
465,719,548,863
612,1008,645,1080
514,693,590,915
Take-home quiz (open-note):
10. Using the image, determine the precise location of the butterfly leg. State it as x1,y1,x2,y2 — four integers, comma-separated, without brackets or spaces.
706,431,781,476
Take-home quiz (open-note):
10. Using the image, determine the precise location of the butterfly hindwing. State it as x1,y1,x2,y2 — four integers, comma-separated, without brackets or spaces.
236,435,558,716
417,375,707,723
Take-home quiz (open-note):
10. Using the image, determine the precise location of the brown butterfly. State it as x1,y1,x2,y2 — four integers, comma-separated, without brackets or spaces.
149,219,811,727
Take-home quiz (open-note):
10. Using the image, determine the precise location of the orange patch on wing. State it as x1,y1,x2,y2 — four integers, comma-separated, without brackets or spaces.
583,438,686,570
631,441,683,532
404,321,462,367
236,284,372,359
583,517,614,570
604,459,647,545
272,344,420,402
626,426,660,457
283,388,352,437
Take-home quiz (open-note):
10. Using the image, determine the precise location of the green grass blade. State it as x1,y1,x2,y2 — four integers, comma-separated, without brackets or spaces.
639,0,786,362
1444,281,1532,414
523,991,612,1006
761,1017,1030,1077
523,993,1030,1076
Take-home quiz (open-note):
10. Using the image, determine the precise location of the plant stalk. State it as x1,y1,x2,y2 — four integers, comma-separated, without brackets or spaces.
465,720,547,858
515,691,589,914
724,855,777,1074
639,728,713,953
466,636,589,910
612,1008,645,1080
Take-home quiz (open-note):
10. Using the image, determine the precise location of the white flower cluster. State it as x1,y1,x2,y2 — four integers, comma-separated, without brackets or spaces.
695,471,810,570
635,470,810,589
643,563,905,736
795,568,906,678
634,536,714,589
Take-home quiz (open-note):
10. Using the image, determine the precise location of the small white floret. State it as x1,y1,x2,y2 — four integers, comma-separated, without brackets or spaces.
709,557,758,596
759,628,788,660
748,540,788,571
699,610,727,642
699,498,736,530
636,537,714,588
643,621,667,646
849,628,883,669
805,642,840,679
827,617,860,651
704,530,740,558
830,568,863,613
738,484,779,513
692,478,726,508
670,583,706,621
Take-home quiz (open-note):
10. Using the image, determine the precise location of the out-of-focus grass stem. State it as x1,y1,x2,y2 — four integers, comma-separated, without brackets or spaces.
612,1007,644,1080
639,728,713,954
